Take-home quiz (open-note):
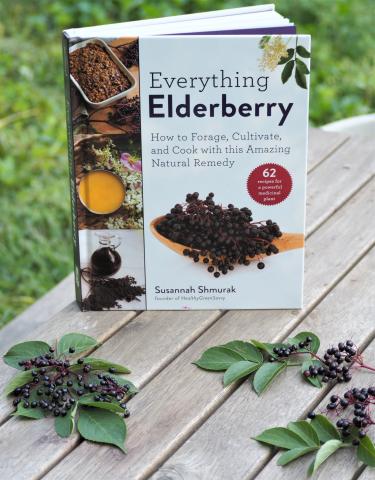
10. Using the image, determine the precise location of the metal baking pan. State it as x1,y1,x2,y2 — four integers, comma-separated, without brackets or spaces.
69,38,136,109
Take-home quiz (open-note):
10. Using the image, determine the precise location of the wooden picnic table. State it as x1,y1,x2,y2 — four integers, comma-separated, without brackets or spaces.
0,127,374,480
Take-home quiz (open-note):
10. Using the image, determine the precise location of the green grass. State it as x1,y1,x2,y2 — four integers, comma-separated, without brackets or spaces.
0,0,374,327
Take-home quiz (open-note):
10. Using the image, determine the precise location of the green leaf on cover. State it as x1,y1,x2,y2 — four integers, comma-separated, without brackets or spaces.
281,60,294,84
77,408,126,452
278,48,294,64
310,415,341,442
193,346,244,371
296,58,310,74
3,341,51,369
296,45,310,58
223,360,260,387
253,361,287,395
295,65,307,89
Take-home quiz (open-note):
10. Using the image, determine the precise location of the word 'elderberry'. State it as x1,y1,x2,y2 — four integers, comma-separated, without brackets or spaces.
156,192,282,277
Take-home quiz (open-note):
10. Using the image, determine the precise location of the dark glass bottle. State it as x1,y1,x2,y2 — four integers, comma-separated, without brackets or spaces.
90,234,121,277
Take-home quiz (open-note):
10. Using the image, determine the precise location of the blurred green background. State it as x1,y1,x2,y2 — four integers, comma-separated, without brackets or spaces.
0,0,374,327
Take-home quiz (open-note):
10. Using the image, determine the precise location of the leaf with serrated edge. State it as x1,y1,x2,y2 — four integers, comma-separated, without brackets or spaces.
254,427,308,450
193,346,244,371
310,440,343,474
296,58,310,74
3,341,51,369
57,333,98,357
288,421,320,447
78,408,126,452
221,341,263,364
301,359,323,388
3,370,35,396
250,340,287,357
223,361,260,387
357,435,375,467
70,358,130,374
253,362,287,395
277,446,318,466
295,66,307,89
310,415,340,442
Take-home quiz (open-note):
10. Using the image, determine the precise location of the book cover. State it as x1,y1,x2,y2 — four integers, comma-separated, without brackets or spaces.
63,23,311,311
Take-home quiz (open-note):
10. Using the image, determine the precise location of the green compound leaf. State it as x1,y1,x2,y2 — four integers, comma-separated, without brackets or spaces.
296,58,310,74
295,65,307,89
278,48,295,65
13,404,44,419
57,333,98,357
3,370,35,396
221,341,263,364
223,360,260,387
357,435,375,467
309,439,343,475
287,421,320,447
193,346,244,371
253,361,287,395
254,427,308,450
310,415,341,443
288,332,320,354
259,35,271,49
78,398,125,413
296,45,311,58
70,358,130,374
78,408,127,453
301,359,323,388
3,341,51,369
281,60,294,84
277,446,318,466
55,414,74,438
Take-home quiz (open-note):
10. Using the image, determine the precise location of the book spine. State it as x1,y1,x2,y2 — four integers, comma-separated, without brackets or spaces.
62,33,82,309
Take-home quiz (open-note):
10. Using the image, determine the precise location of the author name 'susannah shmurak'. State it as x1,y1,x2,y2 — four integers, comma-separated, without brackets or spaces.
154,285,237,294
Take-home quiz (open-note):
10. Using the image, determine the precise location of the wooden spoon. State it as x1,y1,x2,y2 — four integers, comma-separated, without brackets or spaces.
150,216,304,262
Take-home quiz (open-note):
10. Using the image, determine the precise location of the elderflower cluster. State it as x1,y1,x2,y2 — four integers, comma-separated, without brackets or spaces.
259,36,289,71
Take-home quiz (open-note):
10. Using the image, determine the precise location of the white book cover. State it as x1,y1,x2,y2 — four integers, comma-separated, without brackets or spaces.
63,15,310,311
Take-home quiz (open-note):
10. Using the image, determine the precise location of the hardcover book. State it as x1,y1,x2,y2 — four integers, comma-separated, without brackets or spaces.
62,4,311,311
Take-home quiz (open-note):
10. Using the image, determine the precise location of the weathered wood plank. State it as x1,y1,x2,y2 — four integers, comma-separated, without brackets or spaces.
306,135,374,235
150,249,375,480
0,310,223,480
0,273,75,353
40,196,375,480
145,180,375,480
253,341,375,480
356,467,374,479
308,128,348,172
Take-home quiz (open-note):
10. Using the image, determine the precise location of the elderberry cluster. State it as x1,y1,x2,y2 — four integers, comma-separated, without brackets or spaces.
303,340,357,384
157,192,282,277
12,348,131,418
308,387,375,445
269,336,313,362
